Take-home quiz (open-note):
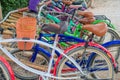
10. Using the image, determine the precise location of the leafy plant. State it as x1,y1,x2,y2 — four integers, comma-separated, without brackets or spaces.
1,0,29,17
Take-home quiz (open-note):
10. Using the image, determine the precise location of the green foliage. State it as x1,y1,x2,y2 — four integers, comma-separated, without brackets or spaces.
1,0,29,17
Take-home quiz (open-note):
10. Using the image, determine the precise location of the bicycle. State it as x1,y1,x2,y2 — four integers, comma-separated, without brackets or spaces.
53,40,120,80
0,1,117,79
3,15,116,80
0,23,115,80
26,0,120,46
41,22,116,79
1,3,117,79
37,5,120,45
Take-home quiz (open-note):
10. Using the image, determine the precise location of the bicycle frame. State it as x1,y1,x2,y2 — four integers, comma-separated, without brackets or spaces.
30,33,85,61
28,33,117,75
46,5,117,30
48,0,87,12
0,34,117,79
32,5,117,71
102,40,120,47
38,5,117,38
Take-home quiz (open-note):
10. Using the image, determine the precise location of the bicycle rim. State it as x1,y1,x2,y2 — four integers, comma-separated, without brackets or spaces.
56,46,113,80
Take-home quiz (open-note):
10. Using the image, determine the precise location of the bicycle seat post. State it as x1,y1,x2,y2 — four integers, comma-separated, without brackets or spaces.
88,33,94,42
83,33,94,48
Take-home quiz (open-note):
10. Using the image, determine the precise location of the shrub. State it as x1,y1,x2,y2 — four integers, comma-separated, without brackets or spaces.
1,0,29,17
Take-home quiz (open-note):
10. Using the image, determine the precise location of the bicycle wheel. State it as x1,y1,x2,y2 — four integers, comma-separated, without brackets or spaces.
94,28,120,44
9,49,49,80
56,46,114,80
0,56,15,80
103,41,120,80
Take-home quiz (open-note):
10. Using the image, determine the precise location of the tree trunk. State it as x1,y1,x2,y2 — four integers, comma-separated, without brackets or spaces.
0,1,3,20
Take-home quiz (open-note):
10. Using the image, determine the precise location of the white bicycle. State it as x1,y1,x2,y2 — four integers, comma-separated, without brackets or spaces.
0,21,115,80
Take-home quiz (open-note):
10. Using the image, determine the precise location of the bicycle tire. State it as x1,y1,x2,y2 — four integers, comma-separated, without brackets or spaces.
103,40,120,61
56,46,114,80
0,56,15,80
102,40,120,80
9,49,49,80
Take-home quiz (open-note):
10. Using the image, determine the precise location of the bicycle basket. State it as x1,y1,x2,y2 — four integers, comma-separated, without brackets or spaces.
16,17,36,50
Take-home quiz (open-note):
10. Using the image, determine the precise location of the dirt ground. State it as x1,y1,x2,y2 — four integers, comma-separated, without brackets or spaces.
88,0,120,33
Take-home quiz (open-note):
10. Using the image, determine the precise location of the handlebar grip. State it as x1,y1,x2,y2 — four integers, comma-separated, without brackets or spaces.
18,7,28,12
0,27,4,34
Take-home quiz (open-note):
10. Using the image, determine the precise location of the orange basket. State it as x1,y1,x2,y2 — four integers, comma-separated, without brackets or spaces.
16,17,36,50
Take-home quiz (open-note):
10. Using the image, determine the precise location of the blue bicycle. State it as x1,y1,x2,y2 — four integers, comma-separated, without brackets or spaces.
8,22,115,80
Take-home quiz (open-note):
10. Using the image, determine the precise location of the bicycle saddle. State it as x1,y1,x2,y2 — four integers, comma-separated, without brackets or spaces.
82,22,108,37
77,11,94,17
62,0,74,5
78,11,95,24
79,17,95,24
41,21,68,34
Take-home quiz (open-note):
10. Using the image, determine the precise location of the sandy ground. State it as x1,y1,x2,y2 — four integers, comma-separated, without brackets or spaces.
87,0,120,79
87,0,120,33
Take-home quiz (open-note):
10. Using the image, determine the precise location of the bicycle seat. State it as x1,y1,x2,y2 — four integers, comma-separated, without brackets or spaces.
41,21,68,34
77,11,94,18
62,0,73,5
82,22,108,37
79,17,95,24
